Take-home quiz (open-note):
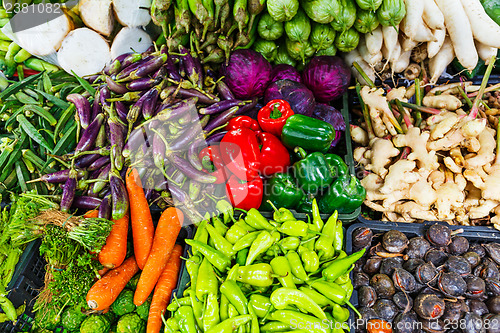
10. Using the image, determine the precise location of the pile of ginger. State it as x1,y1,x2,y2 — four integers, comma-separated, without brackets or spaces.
352,81,500,227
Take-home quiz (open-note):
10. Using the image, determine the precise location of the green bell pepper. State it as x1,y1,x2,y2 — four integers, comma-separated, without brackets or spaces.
325,154,349,180
281,114,335,153
481,0,500,26
318,174,365,214
260,172,305,211
293,148,333,194
297,193,315,214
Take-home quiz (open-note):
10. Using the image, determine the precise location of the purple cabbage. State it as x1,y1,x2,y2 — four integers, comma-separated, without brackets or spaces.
271,64,302,83
264,79,316,117
312,103,345,147
302,56,351,103
220,49,272,99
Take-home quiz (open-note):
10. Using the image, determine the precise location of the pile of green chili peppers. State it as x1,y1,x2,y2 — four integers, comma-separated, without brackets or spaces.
166,199,365,333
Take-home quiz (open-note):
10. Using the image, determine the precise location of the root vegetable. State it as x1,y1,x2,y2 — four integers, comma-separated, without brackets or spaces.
344,50,376,86
111,27,153,59
413,22,436,43
393,127,440,170
392,48,412,74
465,127,496,168
469,200,499,219
354,146,369,165
395,201,437,220
427,28,446,58
409,177,437,207
461,118,487,138
359,36,383,66
428,36,455,85
423,94,462,110
401,0,425,41
430,112,459,140
379,160,420,194
113,0,152,27
435,0,478,71
386,87,407,102
364,138,401,178
401,36,418,52
423,0,445,29
57,28,112,76
475,40,498,65
382,25,400,68
79,0,114,36
366,26,384,55
351,125,369,145
444,156,462,173
360,86,400,137
459,0,500,48
435,180,465,220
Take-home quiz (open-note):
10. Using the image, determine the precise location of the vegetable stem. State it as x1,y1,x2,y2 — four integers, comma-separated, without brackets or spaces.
414,78,423,127
352,62,375,88
400,101,441,115
469,55,496,119
355,83,375,140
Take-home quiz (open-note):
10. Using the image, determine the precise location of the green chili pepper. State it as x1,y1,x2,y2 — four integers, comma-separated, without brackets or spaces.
315,211,338,260
338,280,353,300
270,287,327,320
233,231,260,251
285,251,309,281
196,257,219,302
264,199,296,223
193,219,209,255
237,263,275,287
167,296,192,312
206,223,236,257
332,303,350,323
203,293,220,332
186,253,202,283
236,248,249,266
206,315,252,333
227,303,239,318
226,220,255,244
334,269,352,285
212,214,228,236
186,290,204,329
333,218,343,255
220,280,249,315
299,286,333,307
227,264,240,281
220,295,229,321
246,231,275,265
216,200,235,224
279,237,300,251
266,243,282,257
249,294,272,318
277,220,311,237
301,250,320,273
185,240,232,272
175,306,198,333
270,310,331,333
248,301,260,333
311,199,324,232
309,280,347,305
261,321,292,333
245,208,275,230
270,256,295,289
322,248,366,281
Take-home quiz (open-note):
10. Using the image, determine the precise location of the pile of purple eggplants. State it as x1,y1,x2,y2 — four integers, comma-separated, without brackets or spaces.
41,44,257,222
352,224,500,333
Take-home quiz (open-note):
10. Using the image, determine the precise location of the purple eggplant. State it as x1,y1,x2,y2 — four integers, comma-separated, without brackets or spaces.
99,86,111,108
115,55,154,81
115,101,128,124
151,97,198,123
92,163,112,195
167,153,216,183
178,88,219,104
75,153,101,168
126,54,168,82
152,128,167,173
126,92,149,134
169,124,203,151
108,116,126,170
141,87,160,120
73,196,102,210
110,170,129,220
216,80,235,100
106,76,128,94
165,56,182,82
204,106,239,134
126,77,158,91
235,97,258,115
123,127,147,158
153,65,168,79
98,196,111,220
60,169,77,212
121,53,143,69
188,138,205,171
67,94,91,129
88,156,110,171
205,131,227,145
95,123,107,149
189,180,202,200
36,168,87,183
179,46,203,88
199,99,249,115
168,183,203,222
92,89,102,119
104,59,122,76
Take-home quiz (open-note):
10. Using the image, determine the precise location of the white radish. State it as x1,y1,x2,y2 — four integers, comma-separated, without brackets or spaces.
344,49,376,86
392,49,412,74
429,37,455,84
111,27,152,59
413,21,436,43
57,28,112,77
401,36,418,52
401,0,425,41
435,0,478,71
475,40,498,65
112,0,152,27
358,36,383,66
365,26,383,55
459,0,500,48
427,28,446,58
422,0,445,30
382,25,401,70
79,0,114,36
3,9,72,56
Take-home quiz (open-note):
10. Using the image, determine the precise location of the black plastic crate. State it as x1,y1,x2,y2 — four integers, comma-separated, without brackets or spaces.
344,220,500,332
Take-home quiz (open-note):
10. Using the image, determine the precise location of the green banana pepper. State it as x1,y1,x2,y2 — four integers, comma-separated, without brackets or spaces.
261,321,292,332
310,23,336,51
325,154,348,180
311,198,324,231
206,315,252,333
318,174,365,214
196,258,219,302
236,248,249,266
206,223,236,257
185,240,232,272
284,9,311,42
332,303,350,323
175,306,198,333
187,290,204,328
376,0,406,28
277,219,311,237
322,248,366,281
270,310,331,333
331,0,356,33
334,27,359,52
220,295,229,321
246,231,275,265
212,214,228,236
299,286,333,307
270,287,327,320
279,237,301,251
220,280,249,315
309,280,347,305
315,211,337,260
193,219,209,254
301,249,320,273
236,263,275,287
282,114,336,153
292,148,334,194
185,254,202,284
260,172,305,211
245,208,275,230
249,294,273,318
270,256,296,288
232,231,260,251
354,9,380,33
338,280,354,300
286,251,309,281
203,293,220,332
355,0,382,11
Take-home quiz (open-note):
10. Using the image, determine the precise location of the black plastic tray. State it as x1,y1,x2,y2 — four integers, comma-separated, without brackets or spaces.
344,220,500,332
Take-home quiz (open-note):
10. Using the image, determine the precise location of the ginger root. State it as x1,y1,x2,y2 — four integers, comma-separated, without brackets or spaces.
364,138,400,178
393,127,439,171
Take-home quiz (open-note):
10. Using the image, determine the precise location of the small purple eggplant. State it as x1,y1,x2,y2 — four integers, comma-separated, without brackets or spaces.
204,106,239,134
152,128,167,173
32,168,87,184
152,97,198,123
123,127,147,158
106,76,128,94
98,196,111,220
121,53,143,69
199,99,249,115
75,153,101,168
169,124,203,151
127,77,158,91
216,79,235,100
110,171,129,220
92,89,102,119
122,54,168,82
205,131,227,145
88,156,111,171
115,101,128,124
165,56,182,82
141,87,161,120
60,169,78,212
108,116,126,170
179,45,203,89
235,98,258,115
167,153,216,183
67,94,91,129
188,139,205,171
116,55,154,81
92,163,112,195
73,196,102,210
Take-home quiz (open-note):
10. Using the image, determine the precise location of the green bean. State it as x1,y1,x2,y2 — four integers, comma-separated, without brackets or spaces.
14,91,38,104
26,105,56,126
22,155,36,173
17,114,54,153
22,149,53,173
34,89,69,109
53,123,77,156
0,71,42,102
42,72,52,93
24,58,59,72
13,49,31,63
54,104,75,139
15,161,29,192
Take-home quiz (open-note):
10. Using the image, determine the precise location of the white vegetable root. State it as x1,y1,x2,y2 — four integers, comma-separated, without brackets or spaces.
427,28,446,58
382,25,400,69
111,27,153,60
344,50,376,86
57,28,112,76
112,0,152,27
358,36,383,66
79,0,114,37
428,36,455,85
459,0,500,48
365,26,384,55
423,0,445,29
402,0,425,41
475,40,498,65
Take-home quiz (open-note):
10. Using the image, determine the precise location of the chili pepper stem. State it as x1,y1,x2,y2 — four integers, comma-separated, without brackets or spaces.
346,300,362,319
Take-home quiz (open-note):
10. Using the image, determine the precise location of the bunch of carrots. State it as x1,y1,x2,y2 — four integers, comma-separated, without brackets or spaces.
84,168,184,333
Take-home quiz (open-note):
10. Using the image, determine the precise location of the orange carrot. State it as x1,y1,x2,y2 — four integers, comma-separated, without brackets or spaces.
125,167,154,270
99,213,129,269
86,256,139,310
134,207,184,306
146,244,183,333
97,267,110,277
84,209,99,218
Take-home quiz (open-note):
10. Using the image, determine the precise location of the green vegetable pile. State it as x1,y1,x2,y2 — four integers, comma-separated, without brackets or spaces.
166,202,365,333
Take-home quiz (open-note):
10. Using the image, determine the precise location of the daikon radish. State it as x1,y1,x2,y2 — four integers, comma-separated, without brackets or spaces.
401,0,425,41
392,49,412,74
402,36,418,52
359,37,383,66
113,0,152,27
427,28,446,58
423,0,444,30
57,28,112,77
435,0,477,71
366,26,384,55
429,37,454,84
382,25,401,70
3,10,72,56
111,27,152,59
79,0,114,36
475,40,497,65
344,49,376,86
459,0,500,48
413,22,436,42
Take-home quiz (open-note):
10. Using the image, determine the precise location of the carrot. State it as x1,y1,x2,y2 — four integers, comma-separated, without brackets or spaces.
84,209,99,218
99,213,130,269
97,267,110,277
134,207,184,306
86,256,139,310
146,244,183,333
125,167,154,270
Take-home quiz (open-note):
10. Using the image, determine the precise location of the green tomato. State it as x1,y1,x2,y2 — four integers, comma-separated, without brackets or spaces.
117,313,146,333
355,0,382,11
302,0,340,24
315,44,337,56
334,28,360,52
354,9,380,33
284,9,311,42
331,0,356,32
80,315,111,333
266,0,299,22
111,290,136,316
285,38,314,64
310,23,336,51
275,43,297,66
253,39,278,62
377,0,406,28
258,12,284,40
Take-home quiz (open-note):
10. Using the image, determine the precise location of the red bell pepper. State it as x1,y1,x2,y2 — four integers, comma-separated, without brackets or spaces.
220,128,261,181
225,174,263,210
226,116,261,133
257,99,294,137
198,145,228,184
257,132,290,176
